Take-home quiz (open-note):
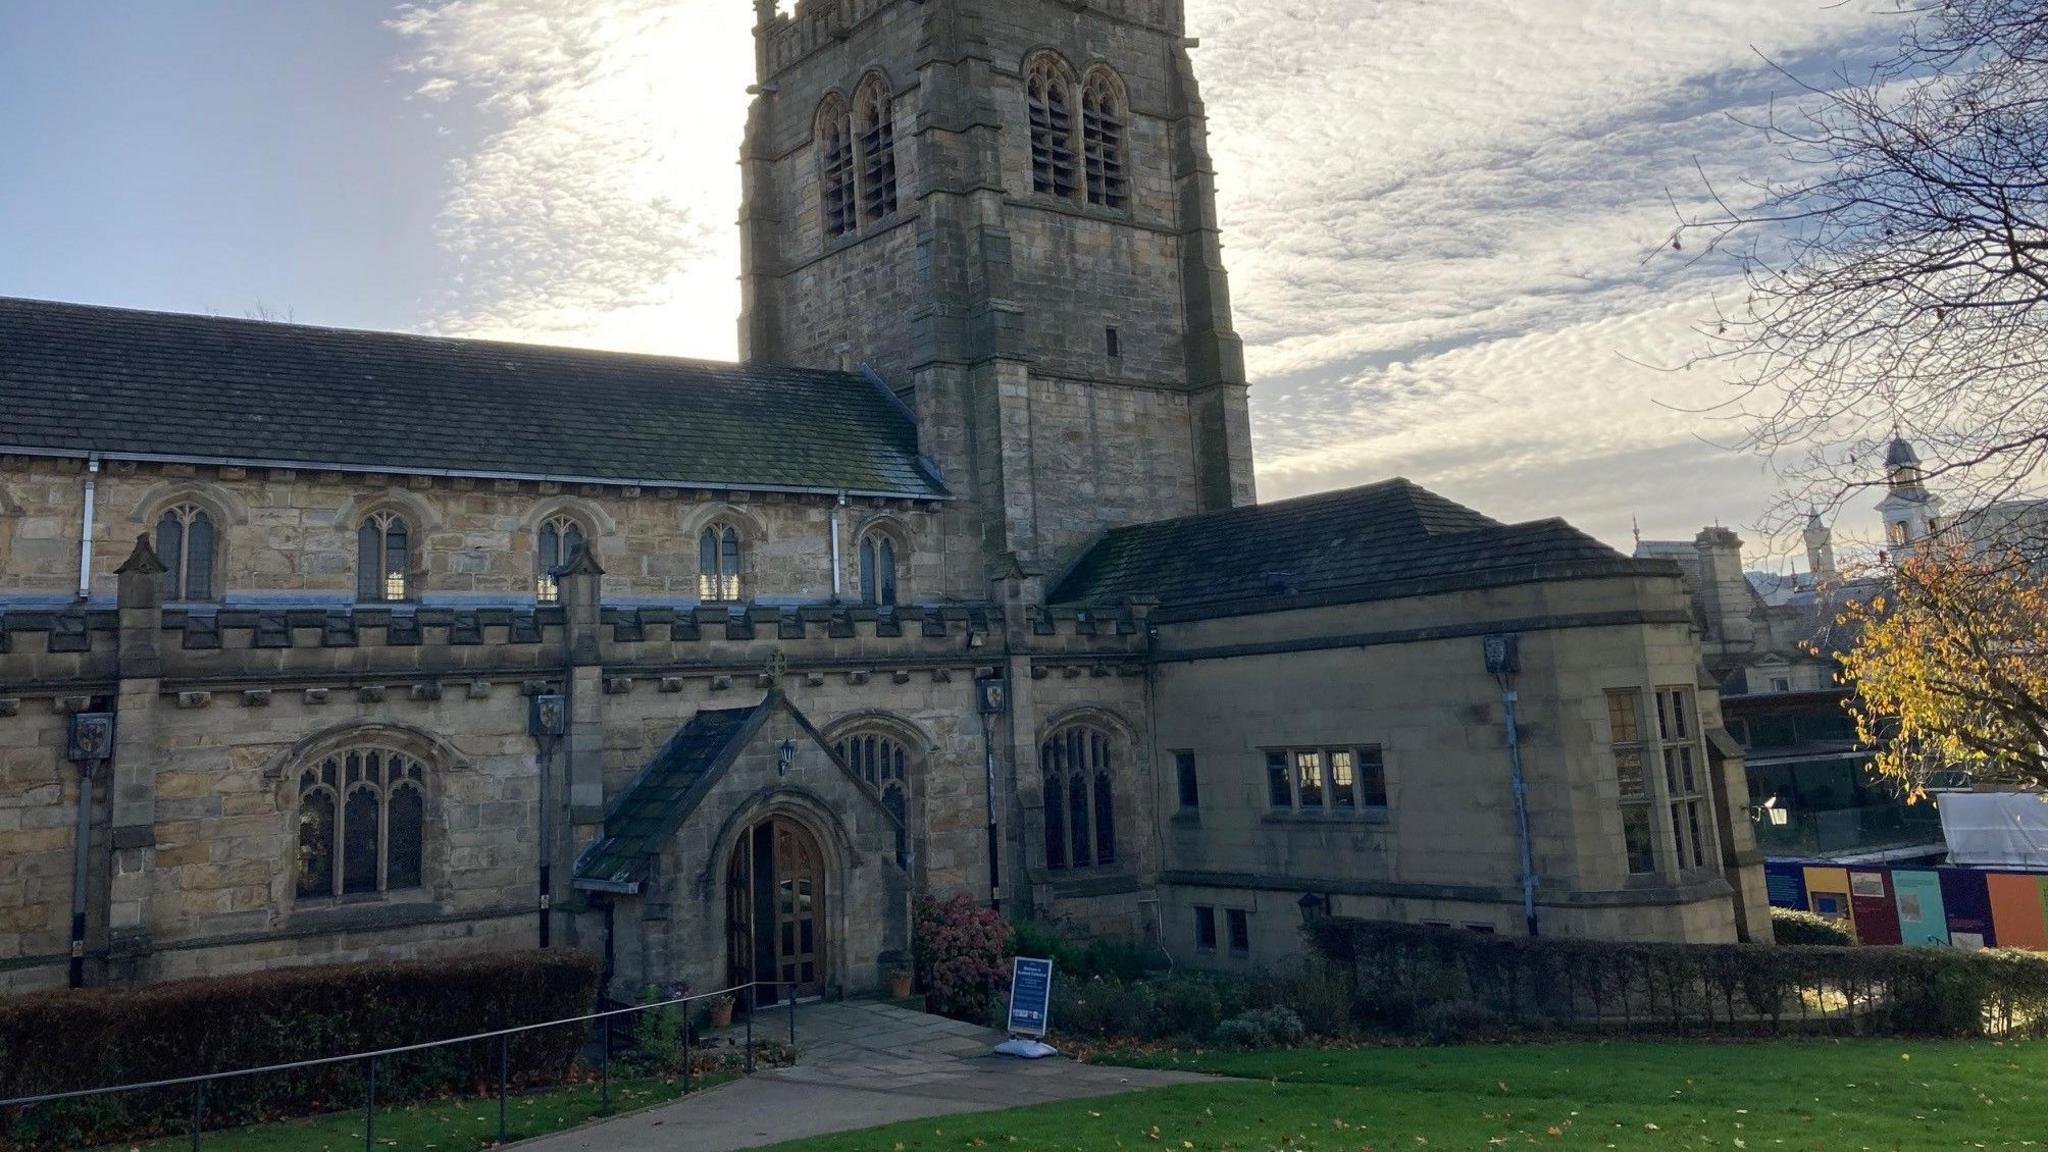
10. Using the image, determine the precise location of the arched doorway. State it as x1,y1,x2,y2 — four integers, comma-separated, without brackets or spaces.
725,816,828,1004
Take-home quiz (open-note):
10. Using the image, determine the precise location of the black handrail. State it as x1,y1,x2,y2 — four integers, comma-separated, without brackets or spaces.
1,979,802,1151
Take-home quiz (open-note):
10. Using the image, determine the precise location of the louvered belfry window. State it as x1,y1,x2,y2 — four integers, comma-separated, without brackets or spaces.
1082,73,1127,209
819,98,856,240
855,79,897,222
1028,58,1077,200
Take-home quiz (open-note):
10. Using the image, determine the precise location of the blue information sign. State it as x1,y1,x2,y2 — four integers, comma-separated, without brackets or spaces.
1007,956,1054,1038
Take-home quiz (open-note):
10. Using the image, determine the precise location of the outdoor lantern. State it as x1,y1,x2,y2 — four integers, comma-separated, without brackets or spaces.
1298,892,1330,924
1761,797,1791,827
778,739,797,776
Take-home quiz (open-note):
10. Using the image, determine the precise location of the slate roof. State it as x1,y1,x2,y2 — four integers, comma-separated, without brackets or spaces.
0,296,946,499
574,703,767,893
1051,478,1650,617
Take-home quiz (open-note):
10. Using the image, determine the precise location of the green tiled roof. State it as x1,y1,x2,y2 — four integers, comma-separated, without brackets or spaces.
574,703,767,893
0,296,947,500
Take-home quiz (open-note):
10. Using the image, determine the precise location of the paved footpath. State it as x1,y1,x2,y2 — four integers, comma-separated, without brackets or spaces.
514,1000,1204,1152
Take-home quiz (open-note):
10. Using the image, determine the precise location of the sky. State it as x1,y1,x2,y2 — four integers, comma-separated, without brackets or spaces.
0,0,1909,566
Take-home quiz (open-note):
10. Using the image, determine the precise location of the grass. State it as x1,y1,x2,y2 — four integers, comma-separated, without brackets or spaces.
768,1039,2046,1151
108,1071,734,1152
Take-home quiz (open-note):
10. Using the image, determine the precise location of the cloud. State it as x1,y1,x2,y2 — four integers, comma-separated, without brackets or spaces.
393,0,1903,551
388,0,753,357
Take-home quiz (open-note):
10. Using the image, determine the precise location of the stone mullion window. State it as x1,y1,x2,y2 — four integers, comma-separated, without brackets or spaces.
535,515,587,604
855,81,897,222
1081,74,1127,210
357,511,412,603
819,101,857,241
154,502,216,601
698,524,744,603
1041,724,1116,871
1027,60,1078,201
296,749,426,901
1607,690,1657,875
858,532,898,607
1655,686,1718,875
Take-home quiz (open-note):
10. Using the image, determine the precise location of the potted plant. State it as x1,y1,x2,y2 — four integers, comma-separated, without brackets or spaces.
706,993,736,1030
887,967,914,1000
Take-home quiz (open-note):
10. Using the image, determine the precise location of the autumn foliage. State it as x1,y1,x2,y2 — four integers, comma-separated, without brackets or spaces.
1834,543,2048,796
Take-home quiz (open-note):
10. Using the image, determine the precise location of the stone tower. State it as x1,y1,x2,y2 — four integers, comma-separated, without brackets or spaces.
1878,435,1942,559
737,0,1254,596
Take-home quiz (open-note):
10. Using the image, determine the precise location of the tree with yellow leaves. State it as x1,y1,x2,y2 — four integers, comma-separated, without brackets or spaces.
1834,542,2048,798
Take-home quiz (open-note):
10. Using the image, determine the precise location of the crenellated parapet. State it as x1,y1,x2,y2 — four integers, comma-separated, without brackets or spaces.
759,0,1183,80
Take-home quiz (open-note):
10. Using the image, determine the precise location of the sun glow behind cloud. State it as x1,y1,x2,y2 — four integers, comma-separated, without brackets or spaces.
391,0,1900,552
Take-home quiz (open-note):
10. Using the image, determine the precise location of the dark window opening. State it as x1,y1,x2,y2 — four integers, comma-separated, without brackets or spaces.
1193,905,1217,952
1226,908,1250,956
1175,751,1199,810
1105,326,1121,359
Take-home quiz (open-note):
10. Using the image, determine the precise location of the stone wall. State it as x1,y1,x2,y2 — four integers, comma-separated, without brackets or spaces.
1147,571,1760,968
0,457,949,607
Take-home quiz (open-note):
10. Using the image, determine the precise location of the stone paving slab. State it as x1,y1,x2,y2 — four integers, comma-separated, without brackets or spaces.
512,1000,1204,1152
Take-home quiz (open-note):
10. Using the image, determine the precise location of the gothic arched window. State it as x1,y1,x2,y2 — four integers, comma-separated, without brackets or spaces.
818,96,856,240
1026,56,1078,201
356,511,412,603
1081,71,1128,210
535,515,587,603
699,523,744,603
858,531,899,607
154,502,216,601
834,727,918,858
296,748,426,900
1041,724,1116,870
854,77,898,222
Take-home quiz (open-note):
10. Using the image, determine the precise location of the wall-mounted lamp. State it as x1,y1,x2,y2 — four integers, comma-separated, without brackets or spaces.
779,739,798,776
1297,892,1330,925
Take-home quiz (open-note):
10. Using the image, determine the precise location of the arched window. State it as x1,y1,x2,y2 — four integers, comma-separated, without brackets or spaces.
858,532,899,607
1041,724,1116,870
699,523,743,603
535,514,587,603
818,96,856,240
296,748,426,899
834,727,919,859
357,511,412,603
1081,72,1127,210
154,502,216,601
854,78,898,222
1027,57,1078,201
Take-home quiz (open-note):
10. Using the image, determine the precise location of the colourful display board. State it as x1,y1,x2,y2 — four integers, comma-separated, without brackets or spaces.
1764,862,2048,951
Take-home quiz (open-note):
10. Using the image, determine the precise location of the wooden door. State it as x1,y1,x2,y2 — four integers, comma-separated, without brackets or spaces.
725,839,753,993
772,820,826,1000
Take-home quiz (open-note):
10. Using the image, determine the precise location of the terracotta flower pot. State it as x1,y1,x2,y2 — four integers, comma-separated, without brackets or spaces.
887,970,914,1000
708,999,735,1029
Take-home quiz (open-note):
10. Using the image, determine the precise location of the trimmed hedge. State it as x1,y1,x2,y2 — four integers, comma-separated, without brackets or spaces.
0,949,600,1151
1771,908,1857,947
1307,918,2048,1040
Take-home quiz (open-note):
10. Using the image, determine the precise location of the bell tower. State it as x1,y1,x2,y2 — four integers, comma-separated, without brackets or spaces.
738,0,1254,596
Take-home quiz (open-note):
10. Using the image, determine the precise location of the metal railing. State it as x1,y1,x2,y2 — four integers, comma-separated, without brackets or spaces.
0,980,798,1151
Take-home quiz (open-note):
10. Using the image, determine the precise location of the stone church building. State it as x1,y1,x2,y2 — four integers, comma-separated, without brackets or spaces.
0,0,1769,999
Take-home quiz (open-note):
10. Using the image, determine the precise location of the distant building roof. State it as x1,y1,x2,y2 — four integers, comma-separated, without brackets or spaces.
0,297,947,500
1052,478,1652,616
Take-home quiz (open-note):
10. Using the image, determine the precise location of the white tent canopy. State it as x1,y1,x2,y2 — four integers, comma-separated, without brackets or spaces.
1940,793,2048,869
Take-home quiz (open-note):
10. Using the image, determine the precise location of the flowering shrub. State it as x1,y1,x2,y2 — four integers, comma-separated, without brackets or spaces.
913,893,1011,1023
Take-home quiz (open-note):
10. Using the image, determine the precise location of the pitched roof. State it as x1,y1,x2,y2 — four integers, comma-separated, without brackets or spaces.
0,297,946,500
1051,479,1649,617
573,702,767,893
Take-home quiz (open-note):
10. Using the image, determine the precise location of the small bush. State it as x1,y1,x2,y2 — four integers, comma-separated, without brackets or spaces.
0,950,600,1152
1771,908,1856,947
1282,960,1353,1037
1153,978,1223,1040
1009,918,1153,982
914,893,1011,1024
1211,1006,1305,1049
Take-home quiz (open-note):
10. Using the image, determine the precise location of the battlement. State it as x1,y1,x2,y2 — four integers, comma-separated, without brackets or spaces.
759,0,1181,79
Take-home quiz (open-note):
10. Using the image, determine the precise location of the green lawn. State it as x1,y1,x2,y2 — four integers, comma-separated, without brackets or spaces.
771,1040,2045,1151
113,1072,730,1152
